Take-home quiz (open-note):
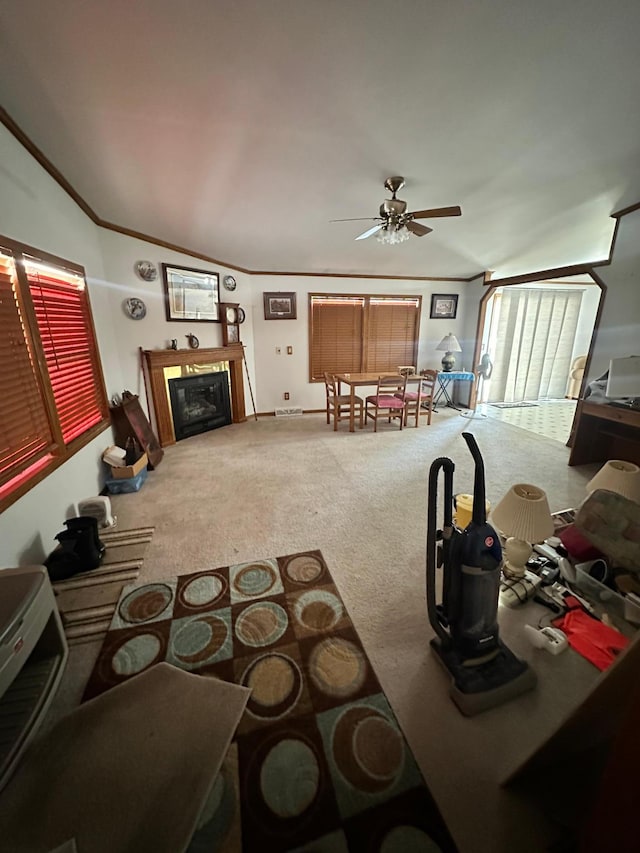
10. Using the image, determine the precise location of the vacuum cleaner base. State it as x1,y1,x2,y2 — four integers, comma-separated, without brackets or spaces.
431,637,537,717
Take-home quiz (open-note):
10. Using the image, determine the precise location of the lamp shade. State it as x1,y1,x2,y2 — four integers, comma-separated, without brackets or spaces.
436,333,462,353
586,460,640,503
490,483,554,544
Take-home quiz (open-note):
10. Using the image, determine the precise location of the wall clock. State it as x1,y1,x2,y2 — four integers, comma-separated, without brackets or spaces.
221,303,245,346
124,297,147,320
135,260,158,281
223,275,237,292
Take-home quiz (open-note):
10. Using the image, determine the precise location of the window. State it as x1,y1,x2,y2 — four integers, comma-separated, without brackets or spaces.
309,294,421,380
0,236,109,511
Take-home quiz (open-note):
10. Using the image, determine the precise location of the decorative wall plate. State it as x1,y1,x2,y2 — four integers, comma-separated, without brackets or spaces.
135,260,158,281
223,275,237,291
124,297,147,320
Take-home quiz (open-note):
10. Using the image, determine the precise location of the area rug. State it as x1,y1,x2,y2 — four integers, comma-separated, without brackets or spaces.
53,525,155,646
490,402,539,409
83,550,457,853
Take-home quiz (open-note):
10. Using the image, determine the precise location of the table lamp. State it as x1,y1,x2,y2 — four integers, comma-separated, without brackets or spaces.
586,459,640,503
436,333,462,372
490,483,554,578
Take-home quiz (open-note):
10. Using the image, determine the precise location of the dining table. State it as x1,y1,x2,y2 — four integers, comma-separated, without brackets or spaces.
334,372,425,432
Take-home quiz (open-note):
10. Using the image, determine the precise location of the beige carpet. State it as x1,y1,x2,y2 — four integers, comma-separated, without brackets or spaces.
50,409,602,853
0,663,249,853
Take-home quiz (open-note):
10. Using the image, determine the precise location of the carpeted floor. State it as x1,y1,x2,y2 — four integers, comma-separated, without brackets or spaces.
48,409,601,853
84,550,457,852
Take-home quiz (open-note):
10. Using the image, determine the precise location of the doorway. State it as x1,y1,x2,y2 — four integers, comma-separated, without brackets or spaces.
475,274,603,444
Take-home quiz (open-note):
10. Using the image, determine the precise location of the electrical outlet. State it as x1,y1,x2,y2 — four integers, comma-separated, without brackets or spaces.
283,392,290,400
275,346,282,355
286,345,293,355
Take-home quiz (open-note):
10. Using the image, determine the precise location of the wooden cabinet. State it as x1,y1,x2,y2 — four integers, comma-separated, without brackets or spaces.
569,400,640,466
109,394,164,469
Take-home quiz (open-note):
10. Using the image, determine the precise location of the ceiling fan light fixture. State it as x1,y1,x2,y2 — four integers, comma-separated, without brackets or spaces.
376,224,411,245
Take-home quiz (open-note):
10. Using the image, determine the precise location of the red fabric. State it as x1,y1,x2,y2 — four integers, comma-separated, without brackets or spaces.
366,395,404,408
553,608,629,670
558,523,605,562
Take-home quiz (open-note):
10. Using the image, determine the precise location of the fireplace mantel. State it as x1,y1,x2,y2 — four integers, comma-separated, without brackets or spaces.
142,344,247,446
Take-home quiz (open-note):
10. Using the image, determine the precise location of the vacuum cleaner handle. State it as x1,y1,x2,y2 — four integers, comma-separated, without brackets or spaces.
462,432,487,525
426,456,455,644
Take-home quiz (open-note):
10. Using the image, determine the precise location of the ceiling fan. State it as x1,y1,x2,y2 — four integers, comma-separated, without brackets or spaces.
332,176,462,243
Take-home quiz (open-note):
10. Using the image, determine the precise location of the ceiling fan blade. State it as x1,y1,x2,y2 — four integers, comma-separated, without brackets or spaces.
405,221,433,237
330,217,379,223
355,223,384,241
408,206,462,219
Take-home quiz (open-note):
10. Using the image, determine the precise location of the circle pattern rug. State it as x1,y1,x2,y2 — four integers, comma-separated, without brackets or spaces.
84,550,457,853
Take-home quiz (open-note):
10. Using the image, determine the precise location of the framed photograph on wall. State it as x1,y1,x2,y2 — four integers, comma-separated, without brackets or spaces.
263,292,297,320
161,264,220,322
430,293,458,320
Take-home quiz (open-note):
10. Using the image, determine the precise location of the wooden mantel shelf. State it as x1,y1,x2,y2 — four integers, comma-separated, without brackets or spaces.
142,344,246,446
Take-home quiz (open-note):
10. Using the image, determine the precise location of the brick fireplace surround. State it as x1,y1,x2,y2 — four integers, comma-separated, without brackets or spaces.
142,344,247,446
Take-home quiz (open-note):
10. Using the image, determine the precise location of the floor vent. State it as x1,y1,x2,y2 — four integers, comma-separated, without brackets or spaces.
274,407,304,417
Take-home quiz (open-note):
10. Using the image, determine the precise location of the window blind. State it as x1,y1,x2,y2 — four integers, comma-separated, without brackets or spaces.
25,260,105,443
309,294,420,380
0,251,54,490
0,237,109,510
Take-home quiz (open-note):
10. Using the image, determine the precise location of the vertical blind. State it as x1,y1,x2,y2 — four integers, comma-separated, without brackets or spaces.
488,288,583,402
309,295,420,380
0,241,108,507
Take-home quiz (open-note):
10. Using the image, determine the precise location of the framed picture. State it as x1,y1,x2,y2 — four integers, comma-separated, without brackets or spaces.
263,292,297,320
430,293,458,320
161,264,220,322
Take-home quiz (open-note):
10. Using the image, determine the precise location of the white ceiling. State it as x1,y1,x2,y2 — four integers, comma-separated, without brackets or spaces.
1,0,640,280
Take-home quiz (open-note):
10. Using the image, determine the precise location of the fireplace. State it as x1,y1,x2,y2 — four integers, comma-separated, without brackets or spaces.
168,372,232,440
142,345,247,447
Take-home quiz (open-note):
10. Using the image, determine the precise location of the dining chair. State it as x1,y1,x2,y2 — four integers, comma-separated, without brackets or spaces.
364,374,408,431
324,372,363,430
396,369,438,427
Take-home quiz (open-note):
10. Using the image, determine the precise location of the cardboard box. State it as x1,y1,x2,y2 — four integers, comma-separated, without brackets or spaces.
105,467,148,494
110,453,148,479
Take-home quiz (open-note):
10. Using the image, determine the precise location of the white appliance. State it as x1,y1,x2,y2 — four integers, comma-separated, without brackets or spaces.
76,496,116,529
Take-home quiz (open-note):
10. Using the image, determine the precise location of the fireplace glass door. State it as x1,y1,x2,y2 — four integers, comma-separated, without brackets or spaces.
168,371,232,441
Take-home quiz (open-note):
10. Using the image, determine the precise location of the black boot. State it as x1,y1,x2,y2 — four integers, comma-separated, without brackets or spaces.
55,526,103,573
44,535,82,582
64,516,106,559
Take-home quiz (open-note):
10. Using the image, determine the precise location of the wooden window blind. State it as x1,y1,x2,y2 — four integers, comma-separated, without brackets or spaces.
310,296,365,379
366,298,420,373
309,294,420,380
0,238,109,511
0,251,54,491
25,259,105,443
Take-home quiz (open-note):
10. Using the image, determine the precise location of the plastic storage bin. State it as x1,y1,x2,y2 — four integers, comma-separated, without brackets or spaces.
574,565,640,636
105,467,148,494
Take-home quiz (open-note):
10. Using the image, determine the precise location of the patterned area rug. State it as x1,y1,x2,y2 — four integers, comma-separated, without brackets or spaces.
83,550,457,852
53,526,155,645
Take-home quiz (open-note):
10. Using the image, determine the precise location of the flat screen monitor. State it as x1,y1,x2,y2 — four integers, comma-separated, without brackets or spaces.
605,356,640,400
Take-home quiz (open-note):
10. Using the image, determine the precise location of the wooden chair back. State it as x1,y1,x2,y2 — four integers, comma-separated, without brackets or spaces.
407,369,438,426
365,374,408,431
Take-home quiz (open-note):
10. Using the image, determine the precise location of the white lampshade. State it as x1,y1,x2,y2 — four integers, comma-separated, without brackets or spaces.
490,484,554,578
586,460,640,503
436,333,462,353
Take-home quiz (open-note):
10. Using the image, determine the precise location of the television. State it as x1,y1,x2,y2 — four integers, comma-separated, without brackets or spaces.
605,356,640,403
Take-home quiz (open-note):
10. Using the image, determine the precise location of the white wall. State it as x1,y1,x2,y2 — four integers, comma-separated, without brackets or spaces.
96,230,256,417
587,211,640,381
0,125,123,567
249,276,469,413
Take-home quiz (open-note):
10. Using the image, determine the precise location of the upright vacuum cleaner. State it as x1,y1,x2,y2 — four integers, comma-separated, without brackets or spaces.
426,432,536,716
